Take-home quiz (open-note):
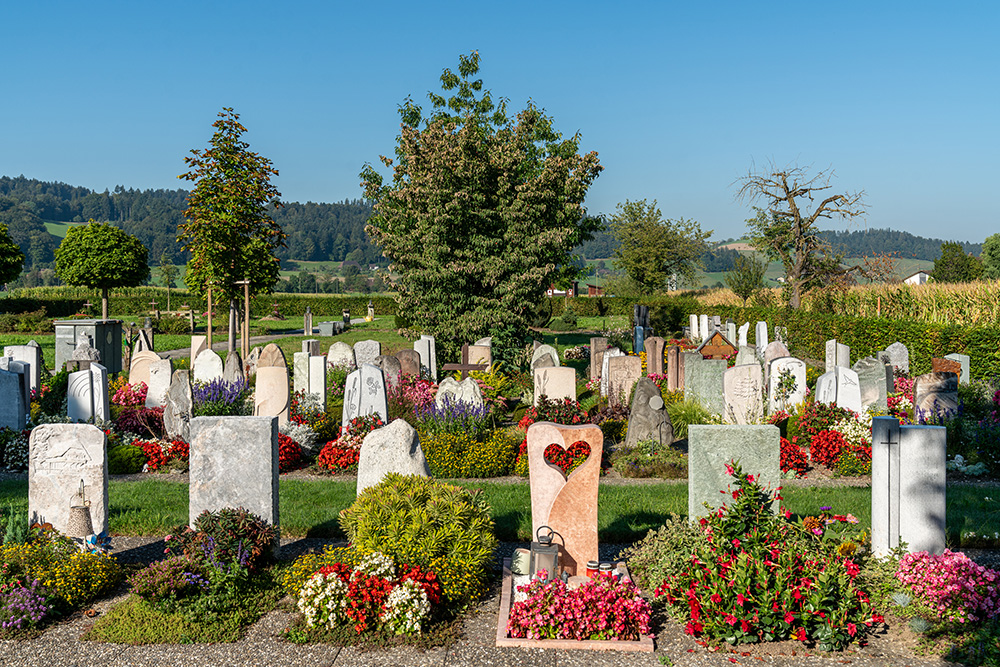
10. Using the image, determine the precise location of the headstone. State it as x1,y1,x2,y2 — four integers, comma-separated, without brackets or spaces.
254,344,290,427
91,363,109,423
145,358,173,409
883,342,910,375
308,356,327,410
834,366,863,414
853,357,893,412
342,364,389,427
754,321,768,350
944,353,970,385
762,341,791,384
645,337,665,375
815,370,837,406
624,377,673,449
684,356,727,417
134,329,154,354
711,315,722,331
356,419,430,496
726,321,737,345
767,357,806,413
354,340,381,367
632,326,645,354
192,349,225,384
607,355,643,406
467,344,492,367
71,341,101,362
689,315,699,341
128,350,161,388
531,344,560,370
245,346,261,377
302,339,320,357
666,345,681,391
825,340,851,372
190,335,208,366
395,349,422,378
293,352,311,396
534,366,577,405
589,337,608,382
871,417,946,556
374,354,403,392
3,343,43,396
28,424,109,536
0,359,30,422
474,336,492,347
914,372,959,423
600,348,624,397
303,308,313,336
735,345,758,368
327,341,356,370
527,422,603,576
189,416,279,531
434,376,484,409
737,322,750,347
723,364,764,425
699,314,710,340
164,371,193,442
697,330,737,360
0,369,26,431
414,335,437,381
688,425,780,519
316,321,344,337
223,351,244,384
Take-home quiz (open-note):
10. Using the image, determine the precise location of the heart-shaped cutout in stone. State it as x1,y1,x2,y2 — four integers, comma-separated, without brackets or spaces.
544,440,591,477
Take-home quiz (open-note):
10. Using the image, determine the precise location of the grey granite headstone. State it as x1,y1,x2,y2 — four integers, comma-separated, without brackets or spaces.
724,364,764,425
684,356,727,417
342,364,389,428
395,349,421,378
688,424,780,519
414,335,437,381
353,340,381,367
356,419,429,495
4,344,42,395
72,340,101,362
223,351,244,384
164,370,193,442
737,322,750,347
884,342,909,375
434,376,484,409
327,341,356,370
600,348,624,396
944,353,970,385
189,416,279,532
767,357,805,413
754,321,768,350
193,349,225,384
914,372,959,423
28,423,108,536
625,377,673,449
825,339,851,372
145,358,174,409
853,357,893,412
0,369,26,431
531,344,559,369
374,354,402,391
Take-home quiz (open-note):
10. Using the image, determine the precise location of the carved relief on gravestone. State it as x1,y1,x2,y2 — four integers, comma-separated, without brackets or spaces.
527,421,603,577
67,370,93,422
645,337,666,375
767,357,806,413
327,341,356,370
531,344,559,370
342,364,389,427
129,350,161,388
834,366,863,414
624,377,673,449
254,344,290,426
697,331,737,360
814,370,837,406
723,364,763,425
533,366,576,405
589,337,608,382
395,349,421,378
145,358,173,409
164,371,193,441
607,355,642,407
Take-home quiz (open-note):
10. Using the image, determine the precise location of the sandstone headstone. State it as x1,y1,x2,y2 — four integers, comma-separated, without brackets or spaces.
767,357,806,413
327,341,356,370
164,371,193,441
3,343,43,395
356,419,430,495
607,355,642,406
128,350,161,388
145,358,174,409
258,343,286,369
724,364,764,425
853,357,893,412
884,342,910,375
527,422,603,576
589,337,608,382
534,366,577,405
467,344,492,367
193,349,225,384
190,336,208,366
684,356,727,417
354,340,381,368
599,348,624,396
667,345,681,391
342,364,389,427
624,377,673,449
944,353,970,385
754,321,768,351
645,337,665,375
223,351,244,384
737,322,750,347
825,339,851,372
688,424,780,519
302,339,320,357
374,354,403,391
28,424,108,536
414,335,437,380
395,349,421,378
254,344,290,426
434,376,484,409
189,416,279,531
914,372,959,423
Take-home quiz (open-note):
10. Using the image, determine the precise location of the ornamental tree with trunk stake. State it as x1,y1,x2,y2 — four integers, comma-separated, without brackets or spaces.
360,52,603,362
54,221,149,319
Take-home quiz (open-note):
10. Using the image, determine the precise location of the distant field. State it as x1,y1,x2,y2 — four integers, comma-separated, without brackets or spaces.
42,220,85,238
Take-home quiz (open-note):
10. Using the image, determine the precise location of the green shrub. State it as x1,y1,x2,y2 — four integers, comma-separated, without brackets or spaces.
600,419,627,444
666,400,716,440
108,444,147,474
156,315,190,335
0,308,51,334
167,507,278,573
2,504,29,545
420,427,519,478
37,369,69,417
339,474,497,610
620,514,703,592
611,440,687,478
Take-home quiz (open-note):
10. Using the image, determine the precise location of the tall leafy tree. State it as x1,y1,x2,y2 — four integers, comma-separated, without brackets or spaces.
54,221,149,318
609,199,710,293
724,254,768,305
0,222,25,286
932,241,983,283
360,52,603,361
177,108,285,311
981,233,1000,281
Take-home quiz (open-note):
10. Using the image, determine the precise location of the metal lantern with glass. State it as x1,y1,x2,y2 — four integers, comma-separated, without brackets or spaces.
529,525,560,582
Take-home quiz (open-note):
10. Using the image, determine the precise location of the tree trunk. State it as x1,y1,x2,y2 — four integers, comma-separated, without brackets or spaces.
101,287,109,320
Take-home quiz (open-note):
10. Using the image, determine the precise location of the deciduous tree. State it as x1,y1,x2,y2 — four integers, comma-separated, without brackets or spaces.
54,221,149,318
724,254,768,305
977,234,1000,281
0,223,24,286
932,241,983,283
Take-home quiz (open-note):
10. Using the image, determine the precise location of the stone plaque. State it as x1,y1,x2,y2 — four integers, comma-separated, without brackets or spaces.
468,344,492,367
724,364,764,425
29,424,108,536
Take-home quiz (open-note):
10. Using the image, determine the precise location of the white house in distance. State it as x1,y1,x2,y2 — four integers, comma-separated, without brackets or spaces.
904,270,931,286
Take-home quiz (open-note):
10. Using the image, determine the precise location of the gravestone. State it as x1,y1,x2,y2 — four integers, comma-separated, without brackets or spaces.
737,322,750,347
762,341,791,385
871,417,946,556
726,321,737,345
190,336,208,366
71,340,101,362
4,343,43,395
193,349,225,384
309,356,327,410
774,327,788,345
28,423,108,536
832,366,862,414
327,341,356,370
815,369,837,406
666,345,681,391
188,416,279,531
374,354,403,392
534,366,577,405
944,353,970,385
303,308,313,336
0,359,30,421
767,357,806,413
474,336,492,347
467,344,491,367
342,364,389,427
164,371,193,442
624,377,673,449
699,314,710,340
599,348,624,396
607,355,642,406
531,345,559,369
735,345,758,368
931,357,962,378
645,337,665,375
254,344,290,427
589,337,608,382
723,364,764,425
434,376,484,409
293,352,311,396
67,363,109,423
697,330,737,360
134,329,153,354
632,326,645,354
914,372,959,423
684,356,727,417
825,339,851,372
395,349,422,378
0,369,26,431
688,424,780,519
414,335,437,381
883,342,910,375
128,350,160,388
316,321,344,336
712,315,722,331
754,321,768,350
145,358,173,409
356,419,429,495
223,351,244,384
354,340,381,367
527,422,603,577
245,346,261,377
853,357,893,412
302,339,320,357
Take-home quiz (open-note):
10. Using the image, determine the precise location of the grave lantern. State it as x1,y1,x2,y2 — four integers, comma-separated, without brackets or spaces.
529,525,560,582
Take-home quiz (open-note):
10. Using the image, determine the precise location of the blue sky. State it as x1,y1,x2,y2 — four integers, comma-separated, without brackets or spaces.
1,1,996,243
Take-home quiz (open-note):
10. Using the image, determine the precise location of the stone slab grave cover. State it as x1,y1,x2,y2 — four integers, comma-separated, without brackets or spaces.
871,417,946,556
353,340,381,367
395,349,421,378
624,377,673,449
29,423,109,537
190,335,208,366
589,337,608,382
684,355,727,417
356,419,430,495
699,314,710,341
302,339,320,357
599,348,624,397
531,344,559,370
145,358,173,408
825,339,851,372
853,357,893,411
666,345,681,391
374,354,402,391
944,353,970,385
724,363,764,425
254,344,290,427
467,344,491,367
164,370,193,442
327,341,356,370
342,364,389,427
607,355,642,407
767,357,806,413
193,349,225,384
883,342,909,375
697,330,737,360
914,372,959,423
4,343,42,395
737,322,750,347
189,416,279,532
434,376,484,409
223,351,244,384
754,321,768,352
645,336,665,376
527,421,603,577
129,350,161,388
534,366,576,405
414,335,437,381
689,314,699,341
688,424,780,520
0,368,26,431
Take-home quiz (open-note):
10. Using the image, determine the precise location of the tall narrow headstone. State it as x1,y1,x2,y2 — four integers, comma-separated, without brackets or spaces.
589,337,608,382
699,314,710,341
825,339,851,372
632,326,645,354
414,335,437,381
607,355,642,406
689,315,699,342
666,345,681,391
91,362,109,423
28,424,109,536
726,321,737,345
688,425,780,519
254,344,290,427
754,321,768,351
145,358,174,409
293,352,311,396
534,366,577,405
164,371,193,442
309,356,327,410
600,348,624,397
724,364,764,425
645,337,665,375
737,322,750,347
303,308,313,336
